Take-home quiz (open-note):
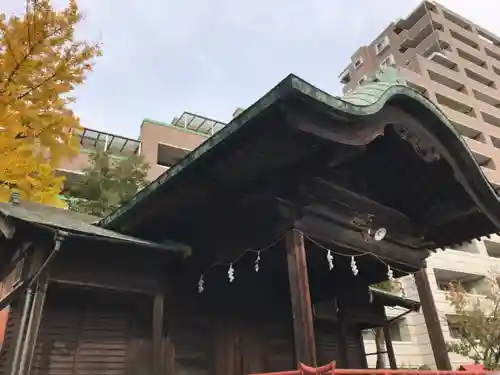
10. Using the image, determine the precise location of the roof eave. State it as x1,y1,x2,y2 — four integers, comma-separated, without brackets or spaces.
370,287,421,312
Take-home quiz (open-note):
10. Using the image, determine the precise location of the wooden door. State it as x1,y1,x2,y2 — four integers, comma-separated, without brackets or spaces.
173,309,213,375
31,301,132,375
344,326,365,369
261,319,295,373
212,314,294,375
314,319,342,367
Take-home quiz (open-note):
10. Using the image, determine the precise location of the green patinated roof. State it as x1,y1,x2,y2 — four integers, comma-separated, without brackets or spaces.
342,67,407,106
100,68,500,233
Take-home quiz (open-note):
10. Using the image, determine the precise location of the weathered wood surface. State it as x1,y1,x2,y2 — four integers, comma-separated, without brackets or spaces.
285,229,317,367
415,269,451,370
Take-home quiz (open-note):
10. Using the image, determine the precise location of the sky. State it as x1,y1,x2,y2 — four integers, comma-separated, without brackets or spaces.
2,0,500,139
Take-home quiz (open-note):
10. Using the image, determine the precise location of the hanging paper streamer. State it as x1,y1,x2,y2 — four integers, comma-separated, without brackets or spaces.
198,275,204,293
254,251,261,272
387,264,394,282
326,249,334,270
400,281,406,298
350,256,359,276
196,229,420,293
228,263,235,282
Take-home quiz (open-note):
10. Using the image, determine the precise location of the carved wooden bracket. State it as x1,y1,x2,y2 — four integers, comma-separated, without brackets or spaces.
394,124,441,163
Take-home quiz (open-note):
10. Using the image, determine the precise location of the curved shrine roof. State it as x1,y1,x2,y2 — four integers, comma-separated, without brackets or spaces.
100,68,500,251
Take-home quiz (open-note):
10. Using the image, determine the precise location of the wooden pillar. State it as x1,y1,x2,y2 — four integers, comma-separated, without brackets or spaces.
152,293,165,375
336,301,349,368
8,289,33,375
163,290,176,375
9,245,44,375
19,275,49,375
382,325,397,369
285,229,317,367
414,269,451,370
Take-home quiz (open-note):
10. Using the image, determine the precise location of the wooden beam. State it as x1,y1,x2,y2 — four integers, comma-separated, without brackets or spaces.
296,215,427,271
49,278,157,296
307,179,415,232
414,269,451,370
383,325,397,369
152,293,165,375
285,229,317,367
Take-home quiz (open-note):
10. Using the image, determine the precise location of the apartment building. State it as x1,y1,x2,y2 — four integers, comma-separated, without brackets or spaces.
58,111,226,185
338,0,500,368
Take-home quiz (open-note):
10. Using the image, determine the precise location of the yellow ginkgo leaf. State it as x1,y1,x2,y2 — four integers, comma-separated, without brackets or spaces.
0,0,101,206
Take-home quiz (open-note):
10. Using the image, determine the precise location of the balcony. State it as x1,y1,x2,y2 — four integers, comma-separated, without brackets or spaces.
399,11,441,49
427,51,457,71
434,91,475,117
427,68,466,94
442,9,473,35
435,269,489,295
477,28,500,63
429,249,487,275
170,112,226,136
456,48,488,70
156,143,191,169
484,238,500,258
449,28,480,52
80,128,141,156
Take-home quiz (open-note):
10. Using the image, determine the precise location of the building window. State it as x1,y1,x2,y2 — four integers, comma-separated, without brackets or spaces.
340,70,351,84
478,29,500,47
447,316,462,339
361,318,410,342
388,319,409,341
375,36,390,55
156,143,190,168
380,54,395,69
354,57,364,69
357,75,367,85
362,329,375,341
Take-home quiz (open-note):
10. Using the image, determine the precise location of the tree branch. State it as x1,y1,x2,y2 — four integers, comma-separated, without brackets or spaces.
1,23,65,95
16,50,73,101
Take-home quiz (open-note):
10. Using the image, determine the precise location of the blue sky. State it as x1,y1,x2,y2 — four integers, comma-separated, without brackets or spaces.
3,0,499,138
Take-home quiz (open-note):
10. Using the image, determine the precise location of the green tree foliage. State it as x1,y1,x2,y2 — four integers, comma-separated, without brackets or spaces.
67,151,149,217
446,276,500,370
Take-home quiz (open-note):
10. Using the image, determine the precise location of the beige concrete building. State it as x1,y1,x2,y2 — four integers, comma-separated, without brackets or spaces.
339,0,500,368
339,0,500,187
57,112,225,186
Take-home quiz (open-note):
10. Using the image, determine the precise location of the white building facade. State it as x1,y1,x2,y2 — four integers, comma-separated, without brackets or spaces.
363,237,500,369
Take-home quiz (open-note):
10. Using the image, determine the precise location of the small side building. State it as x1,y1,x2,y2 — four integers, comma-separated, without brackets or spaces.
0,201,188,375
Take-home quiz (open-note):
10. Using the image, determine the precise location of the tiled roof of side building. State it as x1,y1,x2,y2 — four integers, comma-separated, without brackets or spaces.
0,201,189,254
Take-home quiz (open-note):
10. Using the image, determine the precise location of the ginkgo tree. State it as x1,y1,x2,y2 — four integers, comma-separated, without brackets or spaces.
446,273,500,370
0,0,101,206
